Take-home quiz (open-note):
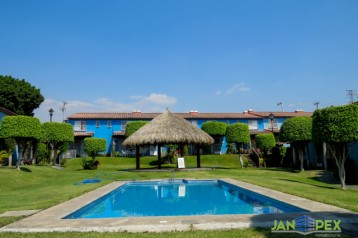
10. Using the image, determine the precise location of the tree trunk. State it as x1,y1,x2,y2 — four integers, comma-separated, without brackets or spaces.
237,143,243,168
8,153,12,167
298,148,304,172
54,149,58,165
292,146,296,167
305,145,310,169
30,144,34,165
16,145,22,170
263,149,267,167
323,143,327,170
330,144,347,190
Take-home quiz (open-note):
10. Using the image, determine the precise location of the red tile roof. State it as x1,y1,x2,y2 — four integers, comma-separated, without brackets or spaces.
68,112,271,120
113,131,125,136
74,132,94,137
247,111,313,118
0,106,17,116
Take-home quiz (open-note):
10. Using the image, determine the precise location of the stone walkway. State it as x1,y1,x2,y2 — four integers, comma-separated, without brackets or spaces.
0,210,41,217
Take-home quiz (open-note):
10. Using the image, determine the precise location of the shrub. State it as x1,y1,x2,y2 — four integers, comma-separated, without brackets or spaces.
0,150,8,165
36,143,51,164
60,158,67,167
82,157,100,170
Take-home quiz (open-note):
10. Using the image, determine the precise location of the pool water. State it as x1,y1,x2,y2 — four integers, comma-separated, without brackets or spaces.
64,180,306,219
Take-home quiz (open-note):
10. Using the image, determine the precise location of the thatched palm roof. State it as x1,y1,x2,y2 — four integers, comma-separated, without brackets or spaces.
122,110,214,147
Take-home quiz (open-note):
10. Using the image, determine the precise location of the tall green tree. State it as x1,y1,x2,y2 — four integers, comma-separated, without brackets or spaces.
201,121,227,154
0,75,44,116
279,117,312,172
255,133,276,167
312,104,358,189
226,123,250,166
41,122,74,166
0,116,41,169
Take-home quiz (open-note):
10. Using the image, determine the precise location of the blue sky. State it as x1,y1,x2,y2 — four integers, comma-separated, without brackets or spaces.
1,0,357,122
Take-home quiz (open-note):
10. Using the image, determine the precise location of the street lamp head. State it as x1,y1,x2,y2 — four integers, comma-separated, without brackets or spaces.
269,113,275,120
49,108,54,116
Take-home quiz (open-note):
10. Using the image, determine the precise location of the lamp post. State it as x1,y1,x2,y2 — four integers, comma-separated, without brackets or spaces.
269,113,275,133
49,108,54,122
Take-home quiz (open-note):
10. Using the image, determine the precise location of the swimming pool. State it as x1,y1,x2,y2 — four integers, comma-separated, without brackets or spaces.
64,179,306,219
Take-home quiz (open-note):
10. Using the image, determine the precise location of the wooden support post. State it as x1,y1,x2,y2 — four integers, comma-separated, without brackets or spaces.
196,145,201,168
179,144,184,157
158,144,162,169
135,145,140,170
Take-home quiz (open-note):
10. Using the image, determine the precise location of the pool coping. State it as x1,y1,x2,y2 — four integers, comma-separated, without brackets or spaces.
1,178,357,234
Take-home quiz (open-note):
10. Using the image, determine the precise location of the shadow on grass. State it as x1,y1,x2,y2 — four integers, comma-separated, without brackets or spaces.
20,167,32,173
263,167,300,173
278,178,336,189
309,175,340,185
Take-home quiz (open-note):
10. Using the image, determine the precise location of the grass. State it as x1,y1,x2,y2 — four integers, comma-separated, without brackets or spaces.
0,154,357,237
0,229,329,238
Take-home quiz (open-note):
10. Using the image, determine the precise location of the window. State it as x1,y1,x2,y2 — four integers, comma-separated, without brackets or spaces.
191,120,198,127
74,121,86,131
248,120,258,130
121,121,127,132
96,120,100,128
268,119,278,129
107,120,112,128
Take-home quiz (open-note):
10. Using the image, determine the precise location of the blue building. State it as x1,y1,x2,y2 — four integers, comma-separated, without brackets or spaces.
0,106,17,165
67,109,313,157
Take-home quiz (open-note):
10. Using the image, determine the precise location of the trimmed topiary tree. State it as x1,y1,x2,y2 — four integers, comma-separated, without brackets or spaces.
201,121,227,136
226,123,250,167
0,116,41,169
83,138,106,170
201,121,227,154
312,104,358,189
279,116,312,172
41,122,74,166
255,133,276,167
125,121,148,137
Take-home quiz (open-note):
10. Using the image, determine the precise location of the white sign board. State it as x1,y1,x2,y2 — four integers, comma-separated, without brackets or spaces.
177,157,185,169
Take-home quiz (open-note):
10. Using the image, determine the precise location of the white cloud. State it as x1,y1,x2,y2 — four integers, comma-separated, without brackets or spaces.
215,82,250,96
130,95,144,100
142,93,177,105
215,90,222,96
34,93,177,122
225,83,250,94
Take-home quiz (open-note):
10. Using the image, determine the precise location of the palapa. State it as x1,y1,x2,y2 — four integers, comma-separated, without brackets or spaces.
122,109,214,169
123,110,214,146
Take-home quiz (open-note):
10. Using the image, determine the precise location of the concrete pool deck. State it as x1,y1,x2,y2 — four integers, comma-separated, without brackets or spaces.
1,178,358,235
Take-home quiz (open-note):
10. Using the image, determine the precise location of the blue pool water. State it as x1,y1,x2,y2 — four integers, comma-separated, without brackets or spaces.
64,180,306,219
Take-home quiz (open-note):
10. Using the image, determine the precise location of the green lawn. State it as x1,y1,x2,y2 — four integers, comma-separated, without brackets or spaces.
0,155,357,237
0,229,330,238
